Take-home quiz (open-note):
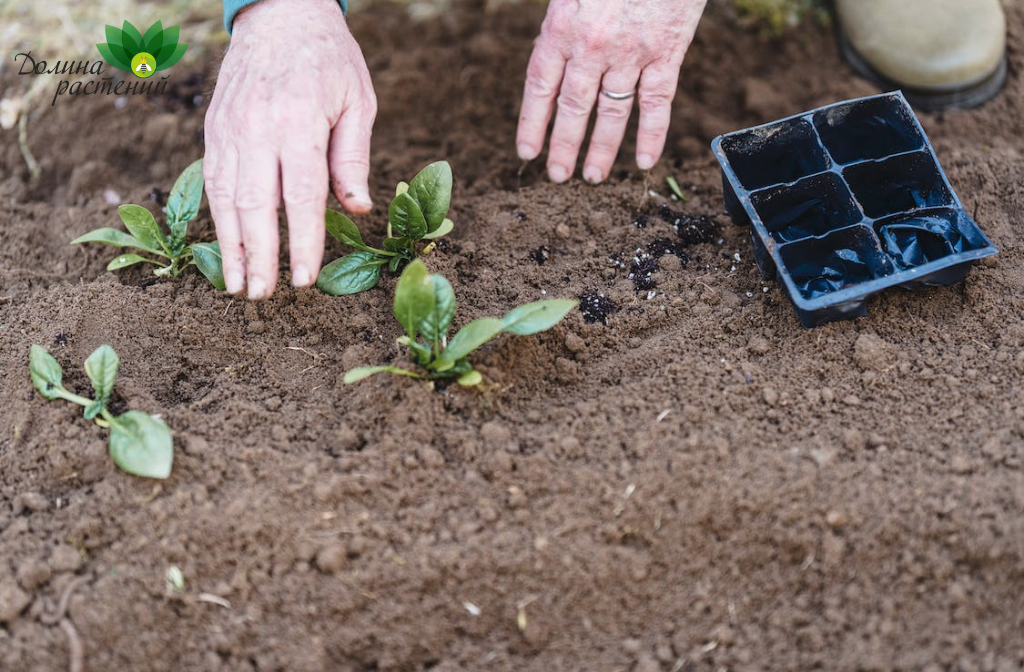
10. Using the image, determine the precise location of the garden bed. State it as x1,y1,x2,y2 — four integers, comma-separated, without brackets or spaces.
1,2,1022,670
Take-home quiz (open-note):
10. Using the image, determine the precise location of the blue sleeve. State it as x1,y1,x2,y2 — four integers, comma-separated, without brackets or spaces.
223,0,348,34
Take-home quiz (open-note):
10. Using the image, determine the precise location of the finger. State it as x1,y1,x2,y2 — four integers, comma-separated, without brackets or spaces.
636,62,681,170
281,122,330,288
204,139,247,295
329,96,376,215
583,70,640,184
235,147,281,300
516,43,565,161
546,59,601,183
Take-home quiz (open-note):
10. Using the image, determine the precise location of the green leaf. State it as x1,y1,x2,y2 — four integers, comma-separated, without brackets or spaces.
29,345,64,400
457,370,483,386
96,43,131,71
408,161,453,232
423,218,454,240
316,251,385,295
141,20,163,54
107,253,160,271
501,299,579,335
343,365,422,384
84,400,105,421
119,205,168,254
72,227,160,255
83,345,119,415
389,192,428,240
108,411,173,479
388,256,402,273
190,242,226,290
397,336,432,367
324,209,372,252
419,275,456,342
166,159,204,240
393,259,435,339
383,237,407,253
395,181,409,196
121,21,143,56
154,43,188,71
436,317,504,366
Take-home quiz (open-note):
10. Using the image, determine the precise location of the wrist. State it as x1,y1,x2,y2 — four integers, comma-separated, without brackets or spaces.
226,0,347,35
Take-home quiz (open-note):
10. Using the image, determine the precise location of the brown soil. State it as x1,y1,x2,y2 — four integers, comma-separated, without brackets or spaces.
2,3,1023,671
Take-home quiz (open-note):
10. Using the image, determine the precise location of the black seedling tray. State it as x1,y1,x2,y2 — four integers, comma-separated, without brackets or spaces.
711,91,998,327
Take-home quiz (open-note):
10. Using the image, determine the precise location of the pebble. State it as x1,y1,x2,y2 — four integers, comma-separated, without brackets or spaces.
16,559,51,590
50,546,83,573
826,510,850,528
853,332,895,372
564,332,586,354
762,387,779,407
747,336,771,355
555,223,570,239
842,429,868,452
507,486,528,509
0,580,31,623
418,446,445,469
13,492,49,515
315,544,347,574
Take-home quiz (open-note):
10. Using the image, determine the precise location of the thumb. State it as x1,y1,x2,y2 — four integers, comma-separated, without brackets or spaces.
329,100,376,215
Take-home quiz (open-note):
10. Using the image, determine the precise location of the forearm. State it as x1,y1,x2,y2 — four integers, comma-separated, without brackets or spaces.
222,0,348,33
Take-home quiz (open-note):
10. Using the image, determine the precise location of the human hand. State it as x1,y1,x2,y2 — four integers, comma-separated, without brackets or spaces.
516,0,707,184
204,0,377,299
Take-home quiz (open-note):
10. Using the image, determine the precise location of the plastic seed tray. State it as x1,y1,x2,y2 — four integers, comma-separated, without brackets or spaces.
711,91,998,327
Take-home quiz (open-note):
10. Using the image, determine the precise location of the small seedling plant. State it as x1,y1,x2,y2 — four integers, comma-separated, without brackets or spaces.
345,259,578,386
316,161,455,296
72,159,224,289
29,344,173,479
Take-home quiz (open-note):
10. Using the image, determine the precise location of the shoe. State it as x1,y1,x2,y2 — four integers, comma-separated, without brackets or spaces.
836,0,1007,111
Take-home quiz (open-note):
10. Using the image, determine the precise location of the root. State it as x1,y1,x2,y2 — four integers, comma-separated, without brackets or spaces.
40,577,89,672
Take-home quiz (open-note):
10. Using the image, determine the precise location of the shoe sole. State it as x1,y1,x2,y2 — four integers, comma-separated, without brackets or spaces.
840,31,1007,112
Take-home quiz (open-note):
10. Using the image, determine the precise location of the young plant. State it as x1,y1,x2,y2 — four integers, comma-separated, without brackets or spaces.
71,159,225,289
29,344,173,479
344,259,578,386
316,161,455,296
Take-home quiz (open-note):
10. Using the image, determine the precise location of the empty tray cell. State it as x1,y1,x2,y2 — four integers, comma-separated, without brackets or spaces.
780,226,894,300
813,96,924,164
874,207,987,270
719,119,830,191
843,151,952,218
751,172,863,243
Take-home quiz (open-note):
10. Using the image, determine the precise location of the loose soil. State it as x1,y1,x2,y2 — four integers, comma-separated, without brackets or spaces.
2,2,1023,671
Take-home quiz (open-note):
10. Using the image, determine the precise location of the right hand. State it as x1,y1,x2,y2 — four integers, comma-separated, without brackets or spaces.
204,0,377,299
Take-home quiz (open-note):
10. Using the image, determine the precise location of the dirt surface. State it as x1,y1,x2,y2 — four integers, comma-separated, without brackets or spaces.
2,2,1023,671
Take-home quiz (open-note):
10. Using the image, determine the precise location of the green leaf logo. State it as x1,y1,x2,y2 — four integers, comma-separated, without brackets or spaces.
96,20,189,77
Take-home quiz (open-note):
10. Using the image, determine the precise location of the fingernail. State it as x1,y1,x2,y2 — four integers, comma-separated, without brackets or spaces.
518,143,538,161
248,276,267,300
225,271,245,295
346,187,372,209
583,165,603,185
548,164,569,183
292,264,311,288
637,154,656,171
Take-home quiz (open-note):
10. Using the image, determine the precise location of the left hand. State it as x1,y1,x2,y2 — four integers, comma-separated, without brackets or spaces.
516,0,708,184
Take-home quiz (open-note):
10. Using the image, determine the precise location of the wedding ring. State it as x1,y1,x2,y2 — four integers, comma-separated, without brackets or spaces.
601,89,636,101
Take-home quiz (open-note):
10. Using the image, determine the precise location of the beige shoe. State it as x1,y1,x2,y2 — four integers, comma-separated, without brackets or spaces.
837,0,1006,111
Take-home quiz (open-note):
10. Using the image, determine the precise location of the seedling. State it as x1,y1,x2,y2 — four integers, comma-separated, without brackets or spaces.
29,344,173,479
317,161,455,296
344,259,577,386
72,159,224,289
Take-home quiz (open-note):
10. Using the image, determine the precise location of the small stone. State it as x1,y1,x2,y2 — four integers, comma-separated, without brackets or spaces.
747,336,771,355
852,332,895,372
555,223,570,239
826,510,850,528
810,447,837,467
418,446,445,469
564,332,586,354
950,454,972,474
0,580,31,623
762,387,779,407
315,544,347,574
17,559,51,590
263,395,282,411
842,429,867,452
50,546,83,573
622,638,643,654
13,492,49,515
507,486,528,510
820,388,836,403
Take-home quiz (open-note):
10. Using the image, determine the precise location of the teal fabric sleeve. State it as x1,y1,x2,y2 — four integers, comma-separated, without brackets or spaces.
223,0,348,33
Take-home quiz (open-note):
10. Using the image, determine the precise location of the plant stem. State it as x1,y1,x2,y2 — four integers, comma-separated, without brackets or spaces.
51,387,94,408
